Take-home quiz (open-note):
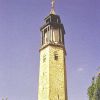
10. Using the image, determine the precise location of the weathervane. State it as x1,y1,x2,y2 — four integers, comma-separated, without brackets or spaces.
50,0,56,14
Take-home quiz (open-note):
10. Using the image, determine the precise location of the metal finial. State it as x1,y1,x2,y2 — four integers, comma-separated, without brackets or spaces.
50,0,56,14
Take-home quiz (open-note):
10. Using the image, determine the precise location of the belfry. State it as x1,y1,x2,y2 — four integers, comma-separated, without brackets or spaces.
38,0,68,100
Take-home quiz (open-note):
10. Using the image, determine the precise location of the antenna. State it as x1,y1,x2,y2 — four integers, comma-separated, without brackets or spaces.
50,0,56,14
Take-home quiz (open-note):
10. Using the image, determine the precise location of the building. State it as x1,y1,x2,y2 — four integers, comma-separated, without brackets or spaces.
38,0,68,100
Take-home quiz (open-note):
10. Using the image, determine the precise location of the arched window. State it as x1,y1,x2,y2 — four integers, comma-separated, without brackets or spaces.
53,28,59,42
44,28,48,43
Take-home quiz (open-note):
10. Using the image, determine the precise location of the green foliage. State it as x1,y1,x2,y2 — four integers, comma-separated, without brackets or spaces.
88,78,96,100
88,74,100,100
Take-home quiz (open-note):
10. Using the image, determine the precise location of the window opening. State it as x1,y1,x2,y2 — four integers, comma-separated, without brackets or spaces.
44,28,47,33
58,94,59,100
43,55,46,62
44,28,48,43
54,52,58,60
46,18,50,23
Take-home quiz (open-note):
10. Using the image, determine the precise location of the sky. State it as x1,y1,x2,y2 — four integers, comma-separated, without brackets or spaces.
0,0,100,100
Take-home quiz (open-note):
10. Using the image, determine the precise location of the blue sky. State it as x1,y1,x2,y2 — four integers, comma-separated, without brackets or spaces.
0,0,100,100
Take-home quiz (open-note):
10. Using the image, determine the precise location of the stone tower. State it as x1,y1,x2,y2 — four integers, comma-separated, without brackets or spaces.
38,1,68,100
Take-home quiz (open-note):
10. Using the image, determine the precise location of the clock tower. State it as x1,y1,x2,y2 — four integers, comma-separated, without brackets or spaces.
38,0,68,100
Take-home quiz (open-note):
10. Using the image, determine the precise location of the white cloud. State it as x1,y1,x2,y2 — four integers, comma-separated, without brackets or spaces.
77,67,84,72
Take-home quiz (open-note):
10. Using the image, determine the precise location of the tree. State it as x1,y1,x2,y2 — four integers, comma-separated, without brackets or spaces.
94,74,100,100
88,77,96,100
88,73,100,100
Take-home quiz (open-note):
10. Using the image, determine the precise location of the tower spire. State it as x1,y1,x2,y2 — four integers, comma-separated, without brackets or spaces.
50,0,56,14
